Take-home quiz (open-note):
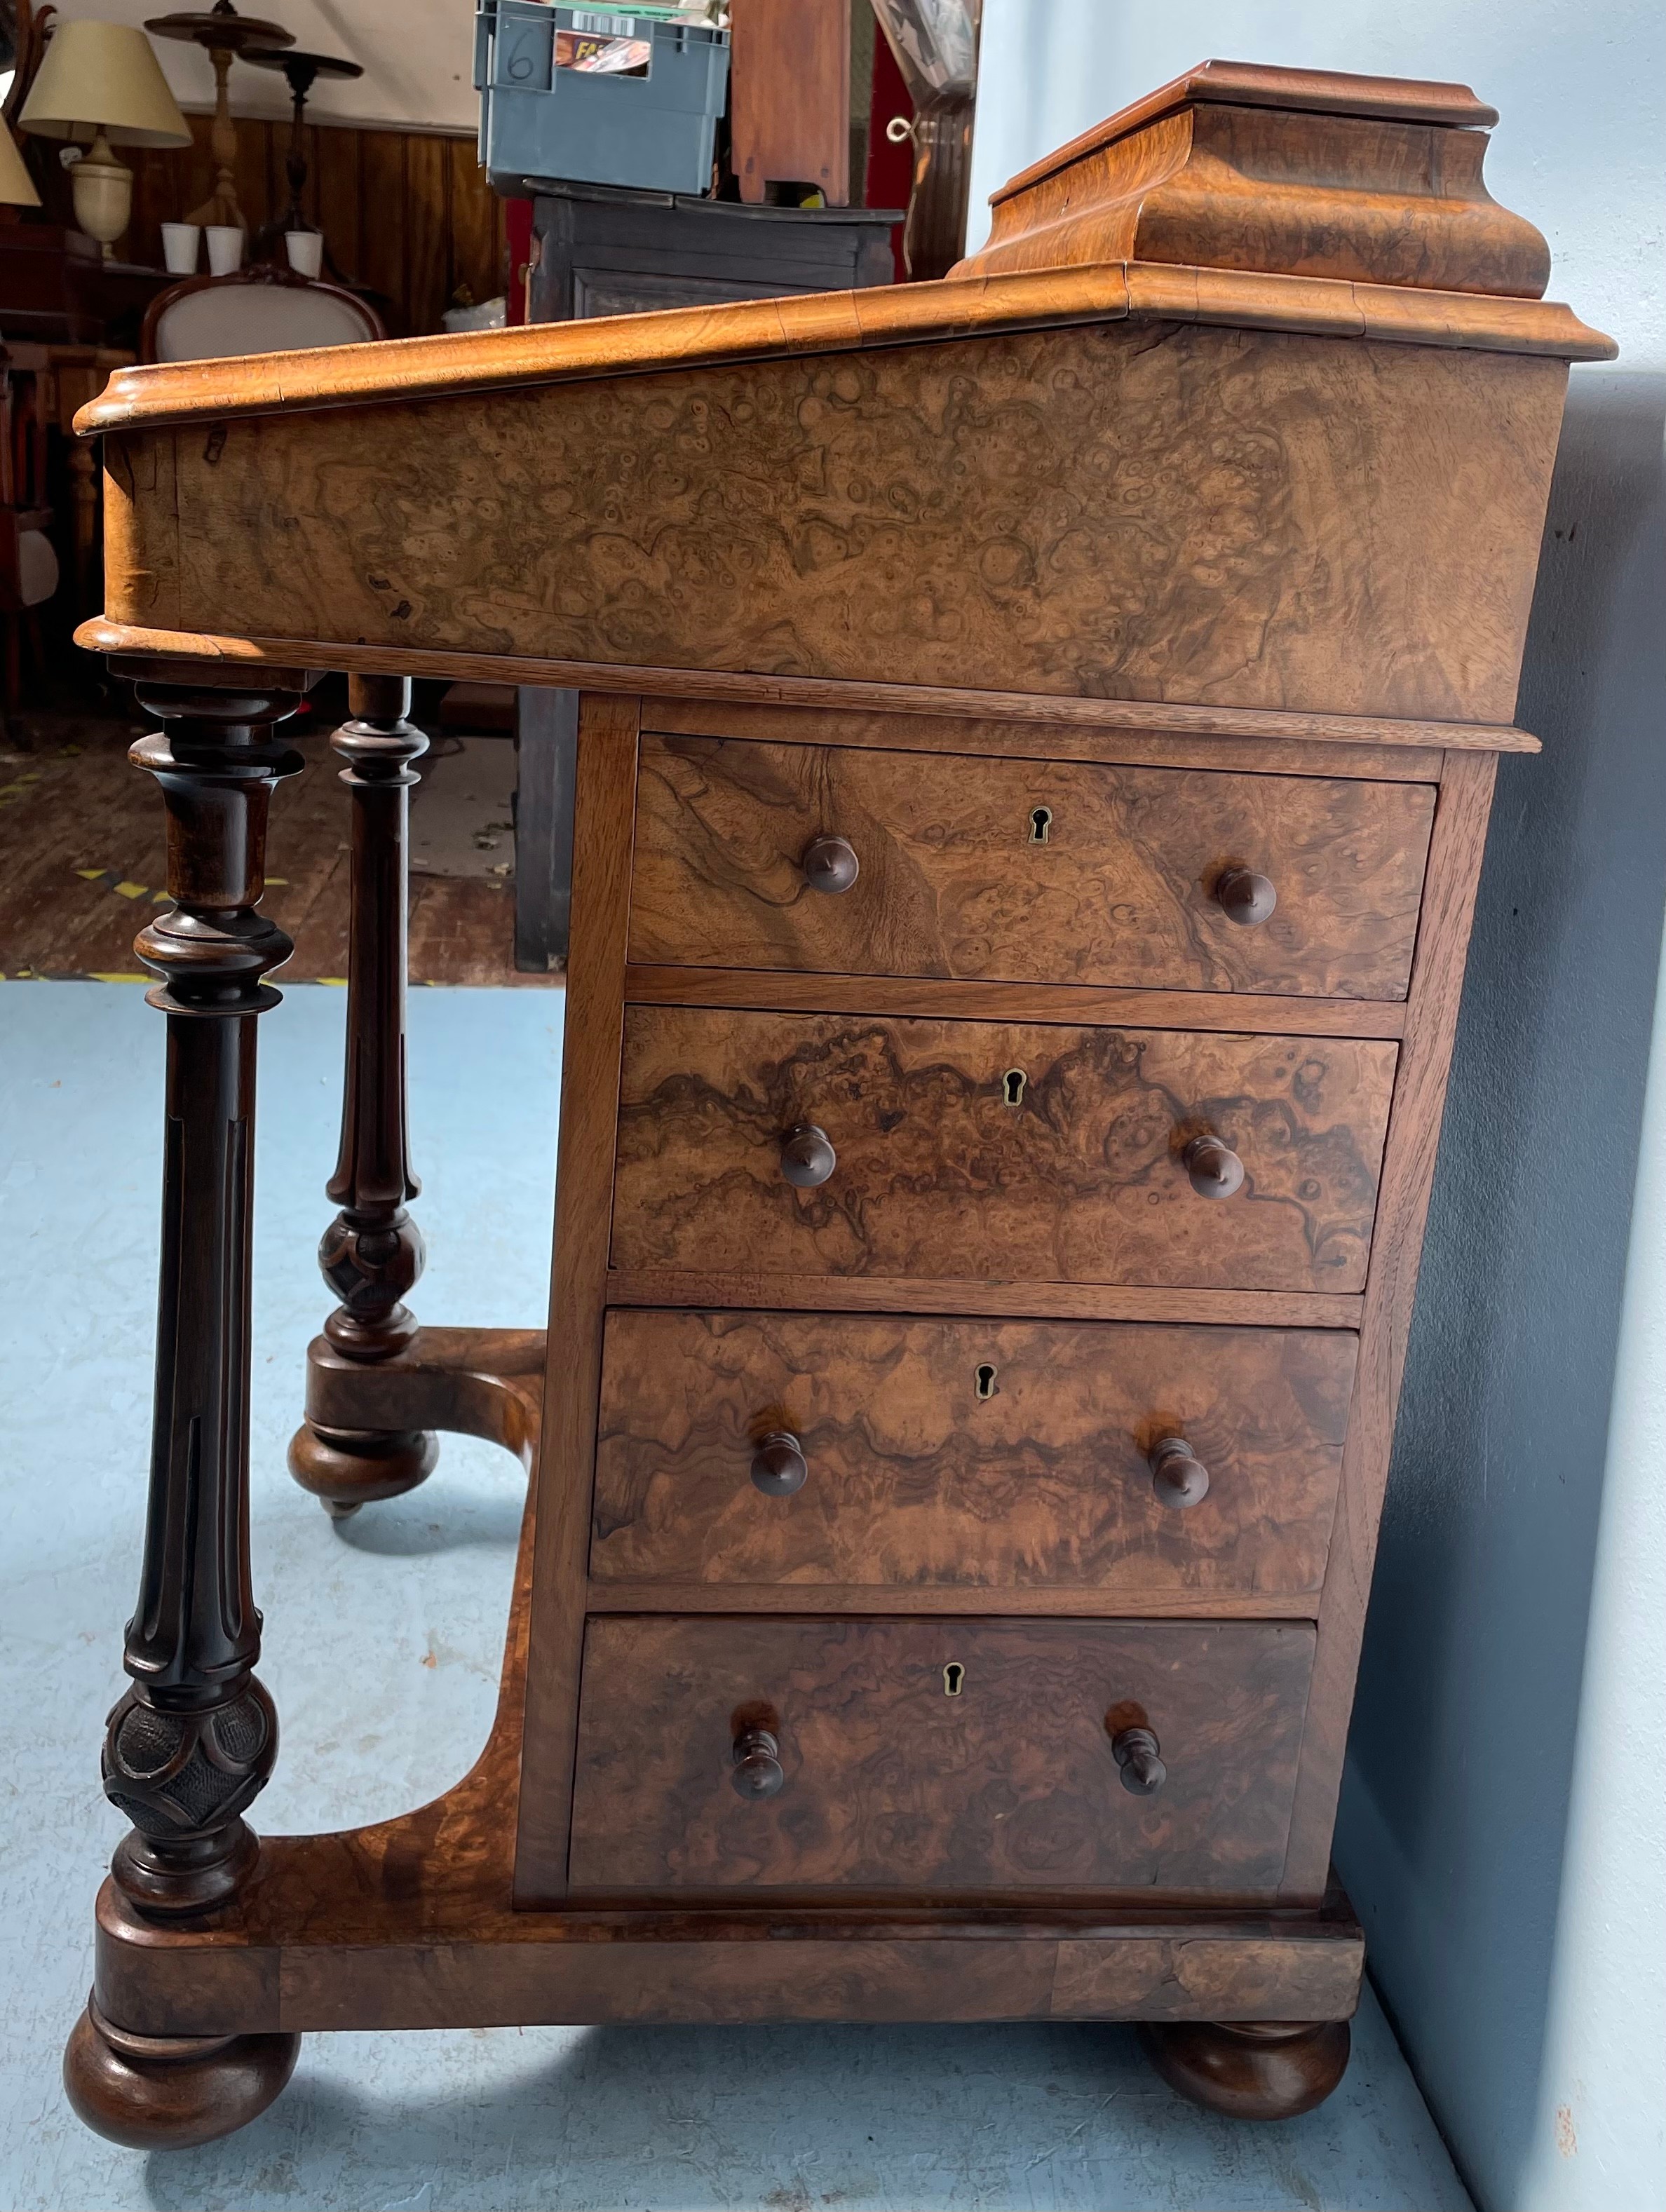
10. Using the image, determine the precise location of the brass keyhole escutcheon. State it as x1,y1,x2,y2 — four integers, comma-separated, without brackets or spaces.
943,1662,965,1697
974,1362,998,1400
1029,806,1052,843
1003,1068,1027,1108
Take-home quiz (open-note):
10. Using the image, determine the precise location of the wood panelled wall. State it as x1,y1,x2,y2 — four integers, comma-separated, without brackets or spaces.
123,115,506,340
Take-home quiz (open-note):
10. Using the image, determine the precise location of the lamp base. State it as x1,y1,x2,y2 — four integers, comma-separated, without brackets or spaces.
69,132,132,265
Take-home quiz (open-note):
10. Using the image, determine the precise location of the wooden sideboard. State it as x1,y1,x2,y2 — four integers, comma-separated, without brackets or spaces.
61,59,1611,2147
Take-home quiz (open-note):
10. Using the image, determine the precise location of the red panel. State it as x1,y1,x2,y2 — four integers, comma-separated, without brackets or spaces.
865,27,913,278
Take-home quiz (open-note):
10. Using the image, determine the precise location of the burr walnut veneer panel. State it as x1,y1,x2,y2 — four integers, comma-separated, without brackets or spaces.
567,1615,1315,1896
611,1007,1397,1292
591,1310,1355,1599
103,325,1569,724
629,737,1436,999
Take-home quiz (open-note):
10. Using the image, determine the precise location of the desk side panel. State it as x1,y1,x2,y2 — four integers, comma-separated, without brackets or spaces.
103,325,1567,725
103,432,182,635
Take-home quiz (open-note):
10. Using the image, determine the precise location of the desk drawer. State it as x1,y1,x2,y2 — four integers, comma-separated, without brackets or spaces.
611,1007,1396,1293
567,1615,1314,1896
592,1311,1355,1600
628,734,1435,1000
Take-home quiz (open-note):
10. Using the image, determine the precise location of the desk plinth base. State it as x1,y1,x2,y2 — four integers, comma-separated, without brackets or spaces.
74,1326,1364,2145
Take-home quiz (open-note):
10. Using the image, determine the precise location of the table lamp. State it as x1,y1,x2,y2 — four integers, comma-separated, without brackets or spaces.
19,20,191,259
0,123,42,215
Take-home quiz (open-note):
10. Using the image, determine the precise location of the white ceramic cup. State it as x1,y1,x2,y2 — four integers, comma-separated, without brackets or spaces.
159,221,200,276
284,229,324,279
204,224,244,276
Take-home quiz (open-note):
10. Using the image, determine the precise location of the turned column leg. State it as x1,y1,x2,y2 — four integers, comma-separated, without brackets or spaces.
289,674,437,1518
66,660,309,2147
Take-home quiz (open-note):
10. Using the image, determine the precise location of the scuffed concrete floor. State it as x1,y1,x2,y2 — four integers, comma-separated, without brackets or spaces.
1,982,1473,2212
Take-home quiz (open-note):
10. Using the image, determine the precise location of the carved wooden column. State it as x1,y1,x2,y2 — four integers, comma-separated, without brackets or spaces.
65,661,311,2145
288,674,437,1516
66,656,346,2147
98,661,307,1919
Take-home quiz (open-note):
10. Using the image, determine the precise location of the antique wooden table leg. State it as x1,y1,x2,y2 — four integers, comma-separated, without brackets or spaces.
63,659,311,2147
289,674,438,1517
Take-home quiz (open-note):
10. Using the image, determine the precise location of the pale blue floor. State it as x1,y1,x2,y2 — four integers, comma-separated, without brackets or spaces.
0,981,1472,2212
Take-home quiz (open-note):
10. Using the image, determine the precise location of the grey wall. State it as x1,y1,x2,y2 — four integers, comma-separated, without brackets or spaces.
1336,369,1666,2206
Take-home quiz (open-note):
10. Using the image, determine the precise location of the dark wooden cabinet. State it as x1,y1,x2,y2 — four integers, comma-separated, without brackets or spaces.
529,184,897,322
64,59,1612,2147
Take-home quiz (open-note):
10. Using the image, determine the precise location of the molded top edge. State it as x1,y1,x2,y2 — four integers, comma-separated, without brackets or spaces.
76,262,1616,438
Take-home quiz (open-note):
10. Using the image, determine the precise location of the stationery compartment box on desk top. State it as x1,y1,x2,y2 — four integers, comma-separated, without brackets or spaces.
475,1,731,198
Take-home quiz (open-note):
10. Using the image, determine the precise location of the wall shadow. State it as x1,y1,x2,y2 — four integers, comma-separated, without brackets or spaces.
1336,369,1666,2210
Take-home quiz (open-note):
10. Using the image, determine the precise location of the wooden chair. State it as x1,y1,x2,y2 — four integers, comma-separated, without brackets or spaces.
140,264,386,365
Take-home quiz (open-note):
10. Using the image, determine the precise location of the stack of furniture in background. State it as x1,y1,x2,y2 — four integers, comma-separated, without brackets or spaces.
0,0,503,698
0,0,952,737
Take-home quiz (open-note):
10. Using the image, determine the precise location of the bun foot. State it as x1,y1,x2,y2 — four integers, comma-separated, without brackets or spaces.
1140,2017,1350,2121
64,1999,300,2149
288,1419,437,1515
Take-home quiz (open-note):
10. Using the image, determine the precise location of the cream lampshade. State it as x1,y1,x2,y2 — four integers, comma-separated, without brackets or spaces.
0,124,41,210
19,20,191,259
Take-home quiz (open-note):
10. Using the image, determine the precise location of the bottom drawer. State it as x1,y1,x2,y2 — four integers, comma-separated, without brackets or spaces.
567,1616,1313,1897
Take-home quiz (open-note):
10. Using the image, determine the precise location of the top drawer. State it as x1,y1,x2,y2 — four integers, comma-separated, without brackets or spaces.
628,735,1436,1001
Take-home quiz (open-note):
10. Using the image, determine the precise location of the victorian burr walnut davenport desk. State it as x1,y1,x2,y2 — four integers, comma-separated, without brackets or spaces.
62,60,1613,2147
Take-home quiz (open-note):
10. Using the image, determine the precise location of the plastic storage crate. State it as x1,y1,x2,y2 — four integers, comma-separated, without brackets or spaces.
475,3,731,198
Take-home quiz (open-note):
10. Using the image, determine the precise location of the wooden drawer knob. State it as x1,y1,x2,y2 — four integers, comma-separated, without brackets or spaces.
1216,867,1278,925
802,835,860,895
1112,1724,1167,1796
1149,1435,1210,1509
750,1430,808,1496
780,1124,837,1188
731,1725,785,1799
1182,1132,1245,1199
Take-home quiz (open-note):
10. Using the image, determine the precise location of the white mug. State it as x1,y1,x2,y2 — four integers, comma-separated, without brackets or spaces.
284,230,324,280
159,221,200,276
205,224,244,276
